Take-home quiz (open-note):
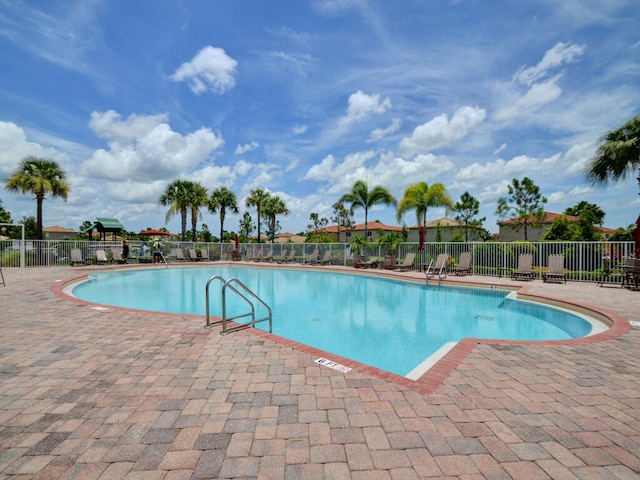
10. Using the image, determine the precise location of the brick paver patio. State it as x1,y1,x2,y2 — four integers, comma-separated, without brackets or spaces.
1,264,639,479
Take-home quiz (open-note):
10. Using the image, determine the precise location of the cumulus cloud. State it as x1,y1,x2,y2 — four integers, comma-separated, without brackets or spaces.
235,141,260,155
455,153,562,192
368,118,401,142
171,45,238,95
83,110,224,181
400,106,486,156
293,125,308,135
0,121,62,175
338,90,391,129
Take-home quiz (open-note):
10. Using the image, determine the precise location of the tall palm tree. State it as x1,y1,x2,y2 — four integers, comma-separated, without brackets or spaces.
339,180,397,239
585,114,640,193
396,181,452,229
262,195,289,243
245,187,271,243
5,156,70,240
187,182,208,242
158,180,192,241
209,186,239,241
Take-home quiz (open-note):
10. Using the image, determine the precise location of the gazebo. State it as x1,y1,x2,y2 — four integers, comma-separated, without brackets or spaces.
81,217,126,240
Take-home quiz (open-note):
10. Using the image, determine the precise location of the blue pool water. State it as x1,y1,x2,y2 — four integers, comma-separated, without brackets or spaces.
72,266,593,377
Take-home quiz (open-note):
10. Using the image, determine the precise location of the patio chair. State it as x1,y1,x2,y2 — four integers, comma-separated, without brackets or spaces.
175,249,186,262
597,257,624,287
511,253,534,281
200,248,211,261
252,250,263,262
70,248,85,266
188,248,200,261
262,250,274,263
111,248,124,264
276,248,289,264
425,253,449,278
543,254,566,284
362,256,380,269
318,250,332,265
304,249,319,265
353,254,366,268
284,249,297,263
95,249,108,265
623,259,640,290
394,252,416,272
450,251,472,276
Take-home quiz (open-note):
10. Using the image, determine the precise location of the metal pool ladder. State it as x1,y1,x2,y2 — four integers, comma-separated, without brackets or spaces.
205,275,272,335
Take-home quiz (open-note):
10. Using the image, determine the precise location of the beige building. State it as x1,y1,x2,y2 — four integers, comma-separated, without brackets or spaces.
43,225,77,240
497,212,579,241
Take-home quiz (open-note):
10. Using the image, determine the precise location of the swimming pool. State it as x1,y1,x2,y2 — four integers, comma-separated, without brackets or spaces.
71,265,595,377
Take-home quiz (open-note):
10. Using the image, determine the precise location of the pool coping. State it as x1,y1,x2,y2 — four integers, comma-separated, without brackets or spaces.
52,261,632,395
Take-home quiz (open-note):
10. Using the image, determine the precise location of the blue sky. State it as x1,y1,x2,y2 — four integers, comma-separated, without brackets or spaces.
1,0,639,237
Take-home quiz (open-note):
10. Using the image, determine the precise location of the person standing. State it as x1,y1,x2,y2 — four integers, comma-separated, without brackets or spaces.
122,240,129,264
153,239,163,263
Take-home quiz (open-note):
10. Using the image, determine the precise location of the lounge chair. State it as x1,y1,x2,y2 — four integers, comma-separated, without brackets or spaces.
425,253,449,278
318,250,331,265
200,248,211,261
175,249,186,262
284,249,297,263
188,248,200,261
353,255,366,268
511,253,533,281
362,256,380,269
262,250,274,263
451,252,472,276
111,248,124,264
277,249,289,263
543,254,566,284
394,252,416,272
95,249,108,265
70,248,85,266
304,249,319,264
252,250,263,262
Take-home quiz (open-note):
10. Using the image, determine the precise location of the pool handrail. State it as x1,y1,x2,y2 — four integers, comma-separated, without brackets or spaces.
205,275,273,335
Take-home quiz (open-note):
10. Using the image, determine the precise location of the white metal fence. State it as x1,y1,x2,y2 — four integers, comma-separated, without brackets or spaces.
0,239,635,284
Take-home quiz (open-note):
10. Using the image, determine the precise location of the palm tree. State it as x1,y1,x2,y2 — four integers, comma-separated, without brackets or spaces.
585,114,640,193
262,195,289,243
245,187,271,242
158,180,192,241
209,186,239,242
5,156,70,240
187,182,208,242
396,181,452,230
339,180,397,239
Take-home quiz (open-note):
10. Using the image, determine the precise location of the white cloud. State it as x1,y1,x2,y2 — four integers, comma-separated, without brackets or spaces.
368,118,401,142
0,121,62,175
171,45,238,95
493,42,585,122
293,125,309,135
456,153,562,190
89,110,168,142
83,110,224,181
338,90,391,130
400,106,486,156
493,77,563,121
303,150,375,182
514,42,585,86
235,141,260,155
493,143,507,155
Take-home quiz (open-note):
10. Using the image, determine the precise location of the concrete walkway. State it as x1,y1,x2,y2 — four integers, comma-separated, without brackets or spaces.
1,264,639,479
